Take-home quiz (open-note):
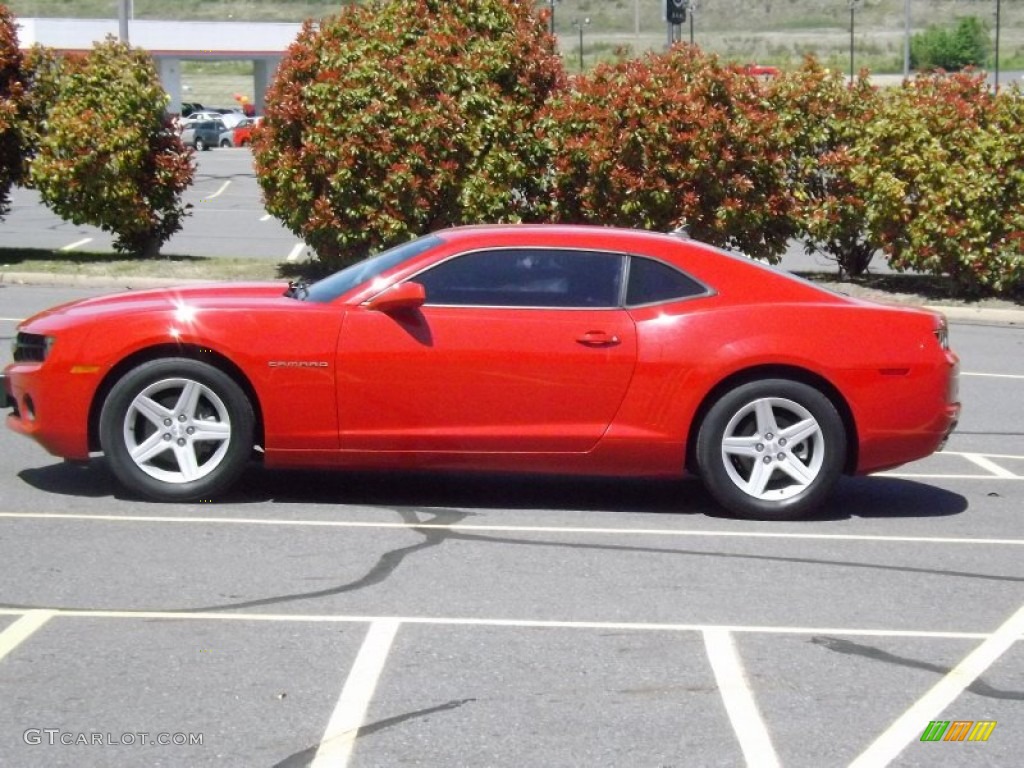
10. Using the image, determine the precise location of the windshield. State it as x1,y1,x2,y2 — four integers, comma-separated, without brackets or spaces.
304,235,442,303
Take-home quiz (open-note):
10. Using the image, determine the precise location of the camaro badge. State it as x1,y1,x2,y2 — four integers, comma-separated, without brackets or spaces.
267,361,329,368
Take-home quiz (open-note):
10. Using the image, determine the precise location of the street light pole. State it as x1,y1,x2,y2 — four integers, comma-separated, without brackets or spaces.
903,0,911,77
849,1,856,81
994,0,1001,92
573,18,590,73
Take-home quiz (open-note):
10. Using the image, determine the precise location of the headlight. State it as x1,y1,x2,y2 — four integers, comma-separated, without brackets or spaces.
13,333,56,362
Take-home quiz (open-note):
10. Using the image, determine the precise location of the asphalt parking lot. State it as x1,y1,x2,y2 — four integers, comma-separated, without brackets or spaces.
0,282,1021,767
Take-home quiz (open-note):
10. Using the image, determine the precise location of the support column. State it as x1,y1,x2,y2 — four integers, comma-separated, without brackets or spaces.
157,56,183,114
253,57,279,116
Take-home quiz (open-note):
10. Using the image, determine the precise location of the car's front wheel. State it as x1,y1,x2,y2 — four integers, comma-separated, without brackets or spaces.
220,139,231,147
99,358,254,501
695,379,846,520
195,137,207,151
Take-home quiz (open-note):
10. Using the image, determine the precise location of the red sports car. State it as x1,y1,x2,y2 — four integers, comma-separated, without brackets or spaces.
2,226,959,520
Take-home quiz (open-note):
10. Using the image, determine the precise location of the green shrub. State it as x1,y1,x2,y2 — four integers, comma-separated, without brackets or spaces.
767,59,882,276
28,37,194,257
253,0,565,268
852,72,1023,295
911,16,990,72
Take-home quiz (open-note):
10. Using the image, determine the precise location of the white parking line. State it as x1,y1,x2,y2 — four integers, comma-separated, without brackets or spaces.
60,237,93,251
0,608,995,640
961,372,1024,380
202,181,231,200
311,619,400,768
1,511,1022,546
960,453,1018,479
0,610,55,662
286,242,305,262
260,213,272,221
704,628,780,768
849,603,1024,767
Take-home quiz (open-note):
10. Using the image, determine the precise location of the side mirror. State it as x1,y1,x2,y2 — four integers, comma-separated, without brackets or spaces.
364,281,426,313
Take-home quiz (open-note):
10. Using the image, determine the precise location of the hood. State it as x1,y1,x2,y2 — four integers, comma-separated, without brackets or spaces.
23,282,291,327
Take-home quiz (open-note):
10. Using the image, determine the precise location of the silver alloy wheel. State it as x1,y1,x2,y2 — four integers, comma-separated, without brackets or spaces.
720,396,825,501
122,377,232,484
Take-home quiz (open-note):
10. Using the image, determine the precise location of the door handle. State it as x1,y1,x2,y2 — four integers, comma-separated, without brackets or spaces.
576,331,621,347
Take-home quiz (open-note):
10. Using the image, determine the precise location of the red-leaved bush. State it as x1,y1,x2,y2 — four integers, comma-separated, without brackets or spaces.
539,44,796,262
254,0,565,268
0,4,25,219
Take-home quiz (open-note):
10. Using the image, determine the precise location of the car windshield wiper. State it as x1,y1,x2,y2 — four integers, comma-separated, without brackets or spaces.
284,278,310,301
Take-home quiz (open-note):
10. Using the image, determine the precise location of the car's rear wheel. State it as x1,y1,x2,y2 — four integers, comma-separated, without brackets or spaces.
695,379,846,520
99,358,254,501
220,139,231,147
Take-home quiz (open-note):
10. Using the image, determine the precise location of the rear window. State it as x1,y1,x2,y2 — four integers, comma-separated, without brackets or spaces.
626,257,708,306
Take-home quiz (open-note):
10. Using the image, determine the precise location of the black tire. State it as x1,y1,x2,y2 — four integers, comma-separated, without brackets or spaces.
195,137,207,151
220,139,231,147
695,379,846,520
99,358,254,501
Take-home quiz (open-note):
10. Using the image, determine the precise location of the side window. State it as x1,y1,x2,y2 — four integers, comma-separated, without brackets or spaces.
416,249,624,308
626,256,708,306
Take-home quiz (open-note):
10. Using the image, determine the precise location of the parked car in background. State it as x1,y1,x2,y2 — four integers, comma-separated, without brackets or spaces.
180,119,226,151
180,111,225,125
1,225,959,520
220,117,260,147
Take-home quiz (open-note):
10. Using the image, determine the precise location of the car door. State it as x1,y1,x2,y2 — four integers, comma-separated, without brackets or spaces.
336,247,637,453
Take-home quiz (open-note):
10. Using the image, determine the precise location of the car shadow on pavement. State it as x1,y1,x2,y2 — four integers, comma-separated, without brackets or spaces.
18,460,968,522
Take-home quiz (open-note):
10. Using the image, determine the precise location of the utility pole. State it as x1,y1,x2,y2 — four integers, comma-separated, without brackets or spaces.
118,0,130,43
994,0,1001,92
903,0,911,77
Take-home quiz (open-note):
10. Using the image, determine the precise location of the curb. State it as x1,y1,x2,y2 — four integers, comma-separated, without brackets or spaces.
2,270,1022,327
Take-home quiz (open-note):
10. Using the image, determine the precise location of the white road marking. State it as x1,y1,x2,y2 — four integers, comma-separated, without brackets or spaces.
849,603,1024,767
1,511,1022,546
203,180,231,200
60,237,93,251
0,610,55,662
311,619,400,768
961,372,1024,380
286,242,305,262
704,628,780,768
960,453,1018,479
881,472,1020,480
260,213,271,221
0,317,23,322
0,608,995,640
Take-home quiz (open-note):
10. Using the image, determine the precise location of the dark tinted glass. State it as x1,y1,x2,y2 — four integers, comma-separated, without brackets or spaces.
626,257,707,305
417,249,624,308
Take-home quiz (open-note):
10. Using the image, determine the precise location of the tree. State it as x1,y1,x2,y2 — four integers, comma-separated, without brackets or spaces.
28,37,194,257
852,72,1023,295
253,0,565,268
767,59,881,276
911,17,990,72
0,4,26,220
540,44,796,262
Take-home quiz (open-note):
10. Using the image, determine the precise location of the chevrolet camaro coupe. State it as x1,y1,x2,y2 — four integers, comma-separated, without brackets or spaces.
3,226,959,520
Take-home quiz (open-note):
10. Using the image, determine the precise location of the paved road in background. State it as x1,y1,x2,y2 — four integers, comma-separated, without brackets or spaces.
0,147,883,275
0,149,309,263
1,283,1022,767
